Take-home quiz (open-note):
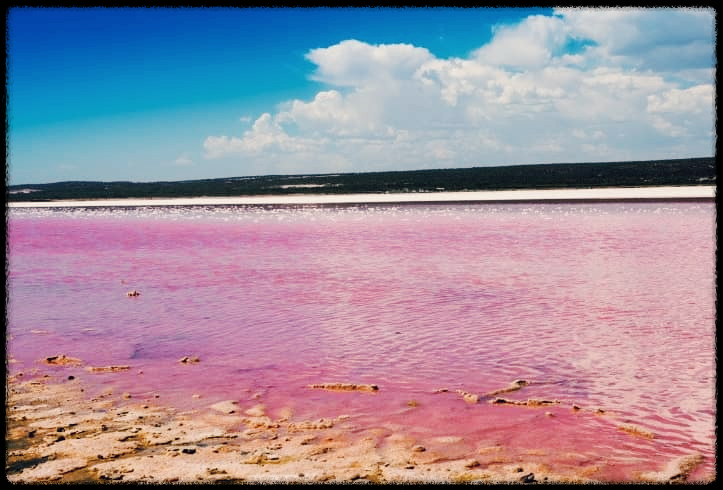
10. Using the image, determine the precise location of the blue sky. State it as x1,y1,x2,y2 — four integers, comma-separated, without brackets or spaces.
7,7,715,185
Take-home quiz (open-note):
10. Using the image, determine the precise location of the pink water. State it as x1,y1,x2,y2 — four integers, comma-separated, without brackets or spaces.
7,202,716,481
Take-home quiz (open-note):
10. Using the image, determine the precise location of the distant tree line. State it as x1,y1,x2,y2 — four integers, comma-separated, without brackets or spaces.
7,157,716,202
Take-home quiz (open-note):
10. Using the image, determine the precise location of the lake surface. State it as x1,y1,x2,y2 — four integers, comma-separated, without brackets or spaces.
7,201,716,481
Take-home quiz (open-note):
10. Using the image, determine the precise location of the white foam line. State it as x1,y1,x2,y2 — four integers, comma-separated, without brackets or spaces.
7,186,716,208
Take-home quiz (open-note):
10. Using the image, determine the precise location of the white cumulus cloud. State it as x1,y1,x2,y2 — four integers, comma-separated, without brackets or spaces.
647,84,714,114
203,8,715,175
554,7,715,72
306,39,434,87
473,14,570,69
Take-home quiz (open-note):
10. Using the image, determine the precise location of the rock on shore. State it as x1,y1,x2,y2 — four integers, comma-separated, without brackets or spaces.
6,374,711,484
638,454,705,482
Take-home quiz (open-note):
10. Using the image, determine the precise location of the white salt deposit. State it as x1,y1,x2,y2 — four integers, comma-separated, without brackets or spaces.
7,186,715,208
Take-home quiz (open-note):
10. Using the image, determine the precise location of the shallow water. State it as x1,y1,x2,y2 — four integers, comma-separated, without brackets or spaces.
7,202,716,481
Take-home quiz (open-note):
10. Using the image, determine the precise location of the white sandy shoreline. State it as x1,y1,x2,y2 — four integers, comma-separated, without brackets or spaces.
7,186,715,208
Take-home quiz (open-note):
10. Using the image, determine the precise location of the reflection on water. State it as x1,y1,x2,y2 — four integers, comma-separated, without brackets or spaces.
7,202,716,480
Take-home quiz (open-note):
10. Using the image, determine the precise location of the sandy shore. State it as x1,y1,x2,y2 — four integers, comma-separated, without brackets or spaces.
7,369,710,483
7,185,716,208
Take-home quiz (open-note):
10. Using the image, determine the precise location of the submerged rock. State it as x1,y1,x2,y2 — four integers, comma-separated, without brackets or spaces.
455,390,480,404
178,356,200,364
525,399,559,407
244,404,266,418
44,355,84,367
488,398,558,407
618,424,655,439
308,383,379,393
209,400,239,414
85,366,130,373
485,380,530,397
490,398,524,406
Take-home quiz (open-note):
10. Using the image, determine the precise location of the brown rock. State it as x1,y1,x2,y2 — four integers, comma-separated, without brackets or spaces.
489,398,558,407
44,355,83,367
308,383,379,392
519,472,536,483
455,390,480,404
618,423,655,439
85,366,130,373
489,397,525,406
485,379,530,397
525,399,559,407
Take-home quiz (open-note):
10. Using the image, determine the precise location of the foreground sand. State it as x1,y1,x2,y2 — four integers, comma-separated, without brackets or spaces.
6,370,709,484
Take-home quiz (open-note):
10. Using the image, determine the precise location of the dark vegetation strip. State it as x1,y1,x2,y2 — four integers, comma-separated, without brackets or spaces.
7,157,715,202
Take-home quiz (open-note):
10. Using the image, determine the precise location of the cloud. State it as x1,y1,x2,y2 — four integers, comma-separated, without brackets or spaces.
203,8,714,175
305,39,434,87
645,84,714,138
647,84,714,114
473,14,570,69
203,113,325,159
175,154,194,166
554,7,715,72
275,89,392,137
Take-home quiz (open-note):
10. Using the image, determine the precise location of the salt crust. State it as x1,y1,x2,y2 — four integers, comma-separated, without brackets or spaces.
7,375,709,483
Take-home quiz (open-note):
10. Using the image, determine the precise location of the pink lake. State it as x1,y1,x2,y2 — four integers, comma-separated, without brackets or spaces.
6,202,716,481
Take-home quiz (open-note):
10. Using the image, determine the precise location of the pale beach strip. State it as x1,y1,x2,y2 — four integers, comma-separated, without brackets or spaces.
7,185,715,208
